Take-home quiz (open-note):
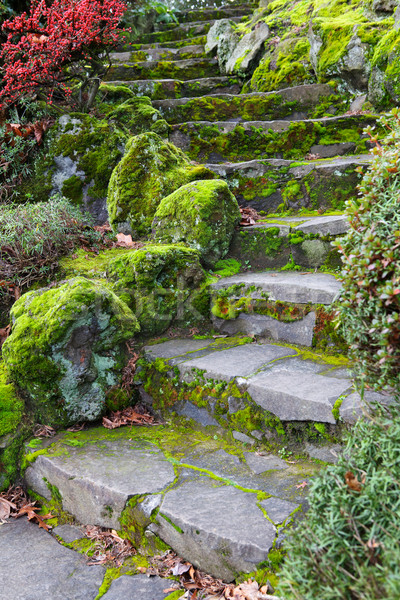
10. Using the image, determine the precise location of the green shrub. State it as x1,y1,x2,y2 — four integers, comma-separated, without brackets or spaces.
0,196,104,314
278,403,400,600
335,109,400,396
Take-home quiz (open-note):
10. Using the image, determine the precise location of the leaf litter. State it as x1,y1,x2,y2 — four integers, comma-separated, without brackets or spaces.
0,485,53,531
147,551,281,600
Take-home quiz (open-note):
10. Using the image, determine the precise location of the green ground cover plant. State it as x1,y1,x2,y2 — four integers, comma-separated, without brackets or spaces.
278,403,400,599
0,196,104,316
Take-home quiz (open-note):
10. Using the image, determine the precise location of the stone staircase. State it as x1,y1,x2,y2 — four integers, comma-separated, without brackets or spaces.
21,2,389,597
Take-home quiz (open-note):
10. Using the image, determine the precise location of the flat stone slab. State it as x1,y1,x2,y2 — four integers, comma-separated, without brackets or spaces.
53,524,85,543
212,311,317,347
339,390,394,424
178,343,297,381
0,519,104,600
151,479,277,581
292,215,349,236
211,271,342,304
102,575,171,599
244,452,288,474
260,497,300,524
25,438,176,529
103,76,241,100
305,443,341,464
247,358,352,423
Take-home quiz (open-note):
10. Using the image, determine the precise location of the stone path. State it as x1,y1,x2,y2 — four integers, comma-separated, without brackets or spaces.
9,0,388,598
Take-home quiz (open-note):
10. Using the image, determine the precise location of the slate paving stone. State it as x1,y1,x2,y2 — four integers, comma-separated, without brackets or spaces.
0,519,104,600
102,575,172,600
25,438,175,529
178,343,297,381
151,479,277,581
260,497,300,524
53,524,85,543
244,452,288,474
305,443,341,464
211,271,342,304
247,358,352,423
174,401,220,427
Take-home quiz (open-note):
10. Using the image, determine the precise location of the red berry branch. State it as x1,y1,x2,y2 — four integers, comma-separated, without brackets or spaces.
0,0,127,111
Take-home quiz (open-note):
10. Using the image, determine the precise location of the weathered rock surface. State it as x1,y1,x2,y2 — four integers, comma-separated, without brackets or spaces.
102,575,171,599
152,179,241,267
0,519,104,600
24,424,315,581
2,277,139,426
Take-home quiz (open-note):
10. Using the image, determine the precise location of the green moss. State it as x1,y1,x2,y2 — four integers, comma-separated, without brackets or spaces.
212,258,242,278
61,175,83,204
2,277,139,426
332,395,345,420
0,363,24,437
107,132,216,237
152,179,241,268
106,243,206,335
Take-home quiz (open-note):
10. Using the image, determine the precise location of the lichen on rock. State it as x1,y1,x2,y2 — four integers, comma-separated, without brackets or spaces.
152,179,241,268
106,132,215,237
2,277,139,426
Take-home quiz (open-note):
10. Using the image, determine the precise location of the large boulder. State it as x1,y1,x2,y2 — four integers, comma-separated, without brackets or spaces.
18,95,168,224
107,244,206,335
206,19,269,75
2,277,139,426
107,132,215,237
151,179,241,268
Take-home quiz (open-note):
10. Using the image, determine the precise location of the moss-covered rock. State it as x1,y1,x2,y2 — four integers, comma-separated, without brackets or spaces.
2,277,139,427
107,132,215,237
107,244,206,335
152,179,241,268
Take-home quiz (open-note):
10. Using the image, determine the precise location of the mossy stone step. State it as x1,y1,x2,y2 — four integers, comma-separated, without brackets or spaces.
209,269,345,346
211,271,341,304
141,336,355,425
207,155,372,213
226,213,349,272
152,84,335,124
24,423,315,581
169,115,376,163
134,18,242,44
175,5,252,22
106,58,220,82
105,76,242,100
111,44,206,63
123,35,207,51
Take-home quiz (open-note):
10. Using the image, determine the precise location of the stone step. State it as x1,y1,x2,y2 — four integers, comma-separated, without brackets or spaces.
175,5,252,22
207,155,372,213
209,271,343,347
227,213,349,271
169,114,376,163
125,35,207,51
152,84,337,124
106,57,220,82
104,76,242,100
133,18,242,44
139,336,360,426
111,44,206,63
24,422,316,582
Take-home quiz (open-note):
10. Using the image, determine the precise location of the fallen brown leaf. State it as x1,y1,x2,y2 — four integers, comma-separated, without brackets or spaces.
296,481,308,490
239,207,260,227
345,471,365,492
